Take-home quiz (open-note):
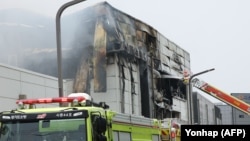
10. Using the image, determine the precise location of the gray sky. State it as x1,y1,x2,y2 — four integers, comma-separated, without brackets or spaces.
1,0,250,103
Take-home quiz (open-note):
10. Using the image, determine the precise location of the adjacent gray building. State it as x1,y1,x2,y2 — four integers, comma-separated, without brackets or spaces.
0,63,67,111
231,93,250,124
215,93,250,125
215,103,233,124
192,91,222,125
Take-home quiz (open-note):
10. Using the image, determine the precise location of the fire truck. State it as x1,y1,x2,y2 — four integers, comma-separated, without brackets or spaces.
192,78,250,115
160,118,181,141
0,93,165,141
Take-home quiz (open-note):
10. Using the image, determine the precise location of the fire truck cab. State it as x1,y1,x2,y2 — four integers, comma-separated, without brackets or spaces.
0,93,161,141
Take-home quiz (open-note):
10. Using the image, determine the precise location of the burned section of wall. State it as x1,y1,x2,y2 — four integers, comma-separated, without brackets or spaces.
158,31,190,77
101,3,162,117
72,3,117,93
92,18,107,92
101,2,189,118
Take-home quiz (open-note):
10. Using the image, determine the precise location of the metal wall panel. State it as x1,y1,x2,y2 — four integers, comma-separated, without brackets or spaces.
21,72,45,85
0,64,20,80
0,65,61,111
0,77,20,99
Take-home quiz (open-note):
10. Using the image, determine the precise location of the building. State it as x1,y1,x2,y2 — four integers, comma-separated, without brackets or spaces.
192,91,222,124
0,63,64,111
215,103,233,124
214,93,250,125
231,93,250,124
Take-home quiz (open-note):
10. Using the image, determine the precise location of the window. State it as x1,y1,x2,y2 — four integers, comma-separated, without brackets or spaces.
152,134,160,141
113,131,131,141
239,115,244,118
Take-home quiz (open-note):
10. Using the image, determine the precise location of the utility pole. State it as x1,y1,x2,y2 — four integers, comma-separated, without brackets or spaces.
56,0,86,99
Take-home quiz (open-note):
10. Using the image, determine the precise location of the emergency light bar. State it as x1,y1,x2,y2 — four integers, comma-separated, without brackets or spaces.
16,96,85,105
15,93,109,109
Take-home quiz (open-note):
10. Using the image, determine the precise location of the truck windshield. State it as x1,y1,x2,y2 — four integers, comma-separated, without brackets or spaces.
0,110,88,141
0,118,86,141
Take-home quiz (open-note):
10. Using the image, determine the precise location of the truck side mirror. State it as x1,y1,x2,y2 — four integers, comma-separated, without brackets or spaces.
94,117,107,134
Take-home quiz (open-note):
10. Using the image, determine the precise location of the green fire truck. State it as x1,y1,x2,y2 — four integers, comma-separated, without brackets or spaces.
0,93,164,141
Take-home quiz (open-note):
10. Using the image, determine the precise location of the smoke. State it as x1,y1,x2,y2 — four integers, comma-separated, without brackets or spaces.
0,8,56,70
1,2,154,94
